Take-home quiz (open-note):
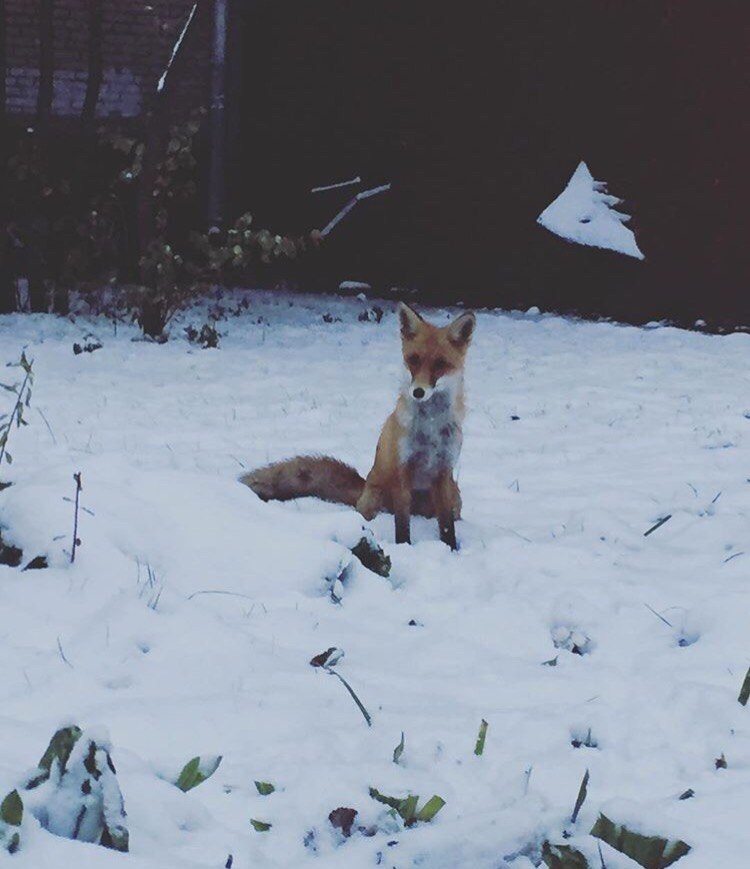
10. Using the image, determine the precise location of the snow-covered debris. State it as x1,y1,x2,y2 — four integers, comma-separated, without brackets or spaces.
320,184,391,237
538,160,644,259
311,176,361,193
156,3,198,94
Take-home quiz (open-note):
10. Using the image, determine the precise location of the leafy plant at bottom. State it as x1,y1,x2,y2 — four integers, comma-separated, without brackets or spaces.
590,813,690,869
24,725,128,852
0,789,23,854
368,787,445,827
350,535,391,577
542,841,590,869
250,818,272,832
570,769,590,825
175,755,222,792
392,732,405,765
474,719,488,756
309,647,372,727
738,665,750,706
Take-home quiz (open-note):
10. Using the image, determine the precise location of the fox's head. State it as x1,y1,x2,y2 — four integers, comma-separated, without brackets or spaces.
398,302,476,402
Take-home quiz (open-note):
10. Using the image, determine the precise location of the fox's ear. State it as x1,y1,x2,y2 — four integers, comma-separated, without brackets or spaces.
446,311,476,348
398,303,423,339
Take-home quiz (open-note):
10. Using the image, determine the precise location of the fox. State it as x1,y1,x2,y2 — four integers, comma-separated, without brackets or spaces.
240,302,476,549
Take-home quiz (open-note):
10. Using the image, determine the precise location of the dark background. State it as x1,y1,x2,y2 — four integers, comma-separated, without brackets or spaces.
233,0,750,328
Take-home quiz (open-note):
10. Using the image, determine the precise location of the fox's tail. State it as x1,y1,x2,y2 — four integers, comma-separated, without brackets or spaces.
240,456,365,508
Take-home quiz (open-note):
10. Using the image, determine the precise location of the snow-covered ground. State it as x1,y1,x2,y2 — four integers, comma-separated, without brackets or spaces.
1,290,750,868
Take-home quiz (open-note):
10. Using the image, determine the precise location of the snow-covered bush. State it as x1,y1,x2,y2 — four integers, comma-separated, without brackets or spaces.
23,725,129,852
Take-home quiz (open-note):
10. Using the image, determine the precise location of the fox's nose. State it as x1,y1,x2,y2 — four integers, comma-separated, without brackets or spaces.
412,387,425,400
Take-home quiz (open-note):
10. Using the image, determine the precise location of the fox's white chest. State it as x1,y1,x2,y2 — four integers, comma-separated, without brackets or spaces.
399,391,462,490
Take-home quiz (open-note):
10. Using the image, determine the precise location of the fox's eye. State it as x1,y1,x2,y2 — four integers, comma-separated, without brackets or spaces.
433,357,447,373
407,354,421,367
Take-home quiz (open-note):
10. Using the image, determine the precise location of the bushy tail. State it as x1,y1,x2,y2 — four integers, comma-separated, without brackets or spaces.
240,456,365,508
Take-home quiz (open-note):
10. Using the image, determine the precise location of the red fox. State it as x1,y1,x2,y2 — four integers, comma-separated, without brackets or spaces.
241,303,476,549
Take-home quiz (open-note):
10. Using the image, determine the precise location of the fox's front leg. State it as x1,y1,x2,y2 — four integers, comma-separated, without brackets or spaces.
392,470,413,545
432,471,459,550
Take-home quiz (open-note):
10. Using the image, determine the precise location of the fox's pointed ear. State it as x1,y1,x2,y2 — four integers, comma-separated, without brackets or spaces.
446,311,476,348
398,302,423,339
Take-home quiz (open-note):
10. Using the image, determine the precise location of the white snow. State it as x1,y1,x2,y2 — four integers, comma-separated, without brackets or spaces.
338,281,372,292
1,290,750,867
538,161,645,260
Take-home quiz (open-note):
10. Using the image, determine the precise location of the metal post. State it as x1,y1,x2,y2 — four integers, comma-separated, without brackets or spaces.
208,0,228,230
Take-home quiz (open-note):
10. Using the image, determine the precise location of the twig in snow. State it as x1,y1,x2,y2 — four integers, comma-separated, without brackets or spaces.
35,407,57,445
187,589,255,602
723,551,744,564
523,765,533,796
70,473,82,563
644,514,671,537
57,636,73,668
598,842,608,868
63,497,94,517
643,603,673,628
320,184,391,238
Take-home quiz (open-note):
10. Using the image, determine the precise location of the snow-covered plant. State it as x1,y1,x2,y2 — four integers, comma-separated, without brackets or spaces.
350,534,391,576
184,322,221,349
250,818,272,832
24,725,129,852
0,352,34,468
174,755,222,792
310,647,372,727
474,719,488,756
590,813,690,868
738,666,750,705
0,790,23,854
368,787,445,827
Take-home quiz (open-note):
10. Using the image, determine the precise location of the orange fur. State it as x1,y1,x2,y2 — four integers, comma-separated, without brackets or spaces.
241,303,475,548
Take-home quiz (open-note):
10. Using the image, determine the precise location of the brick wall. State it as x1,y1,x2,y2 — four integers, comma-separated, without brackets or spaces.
4,0,211,124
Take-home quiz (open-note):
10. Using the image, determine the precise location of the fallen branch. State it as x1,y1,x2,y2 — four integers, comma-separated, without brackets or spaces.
644,514,671,537
70,472,82,563
157,3,198,93
311,176,361,193
320,184,391,238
